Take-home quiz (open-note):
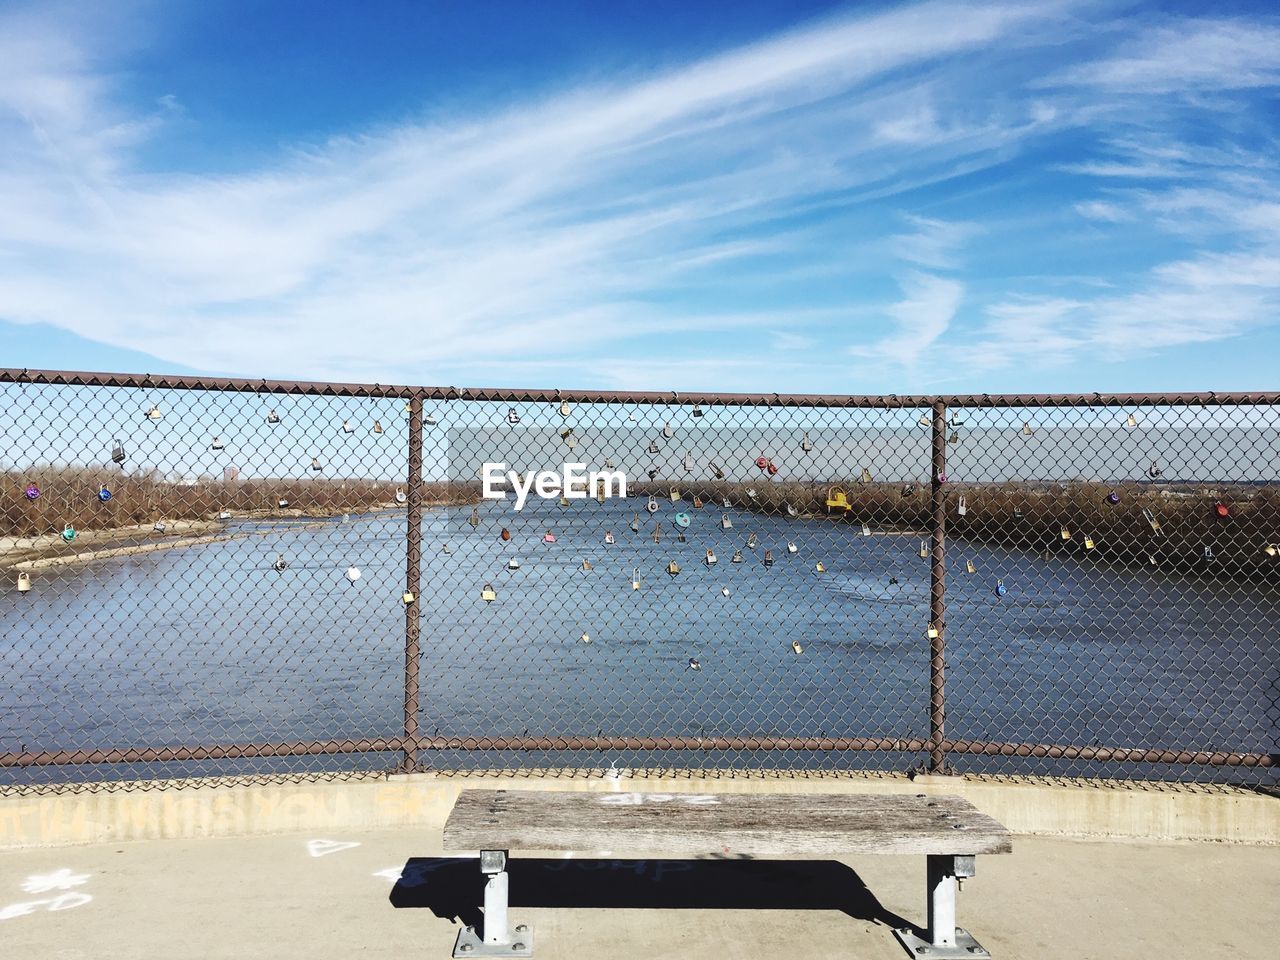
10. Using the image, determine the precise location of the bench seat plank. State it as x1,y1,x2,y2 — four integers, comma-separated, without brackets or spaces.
443,790,1012,857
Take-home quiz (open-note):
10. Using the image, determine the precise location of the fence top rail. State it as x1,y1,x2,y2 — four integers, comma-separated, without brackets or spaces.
1,367,1276,408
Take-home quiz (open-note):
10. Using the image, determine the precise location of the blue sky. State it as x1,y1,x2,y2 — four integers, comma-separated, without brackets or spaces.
1,0,1277,394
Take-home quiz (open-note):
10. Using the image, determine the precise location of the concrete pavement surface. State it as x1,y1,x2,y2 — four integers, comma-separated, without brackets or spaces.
2,826,1276,959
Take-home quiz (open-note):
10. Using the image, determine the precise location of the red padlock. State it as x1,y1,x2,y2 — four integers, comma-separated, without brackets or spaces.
767,462,779,475
1214,501,1230,518
755,456,769,470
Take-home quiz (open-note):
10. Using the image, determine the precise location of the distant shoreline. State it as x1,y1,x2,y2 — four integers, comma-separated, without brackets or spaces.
1,504,414,571
6,480,1277,580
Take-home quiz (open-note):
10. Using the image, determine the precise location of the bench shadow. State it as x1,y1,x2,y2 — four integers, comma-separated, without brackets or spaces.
389,856,909,931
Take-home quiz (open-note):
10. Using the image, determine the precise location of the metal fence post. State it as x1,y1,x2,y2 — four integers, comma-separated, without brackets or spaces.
402,394,424,773
929,399,948,774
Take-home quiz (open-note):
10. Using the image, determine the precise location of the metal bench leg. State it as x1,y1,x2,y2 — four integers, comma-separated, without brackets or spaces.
894,855,991,958
452,850,533,957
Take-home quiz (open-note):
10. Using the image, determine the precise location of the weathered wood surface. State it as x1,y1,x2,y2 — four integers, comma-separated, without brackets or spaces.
443,790,1012,857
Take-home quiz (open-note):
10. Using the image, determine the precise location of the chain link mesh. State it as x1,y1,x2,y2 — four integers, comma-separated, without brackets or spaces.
1,372,1276,791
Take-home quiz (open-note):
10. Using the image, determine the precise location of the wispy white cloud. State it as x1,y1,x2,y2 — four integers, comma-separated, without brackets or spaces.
771,331,817,351
853,271,965,369
1058,160,1180,178
0,0,1278,392
972,45,1280,385
890,215,979,270
1074,199,1131,221
952,246,1280,375
874,104,947,145
850,215,973,373
1045,20,1280,93
0,0,1081,385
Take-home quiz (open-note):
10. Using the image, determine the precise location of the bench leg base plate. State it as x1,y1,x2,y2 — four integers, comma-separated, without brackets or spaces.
452,924,533,958
894,926,990,958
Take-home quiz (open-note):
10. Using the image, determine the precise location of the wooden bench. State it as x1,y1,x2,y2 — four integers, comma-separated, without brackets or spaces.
442,789,1012,958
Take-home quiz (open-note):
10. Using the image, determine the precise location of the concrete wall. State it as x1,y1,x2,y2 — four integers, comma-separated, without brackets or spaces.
1,771,1276,850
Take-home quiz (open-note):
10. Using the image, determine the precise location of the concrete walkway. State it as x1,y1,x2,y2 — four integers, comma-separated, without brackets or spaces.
2,827,1275,959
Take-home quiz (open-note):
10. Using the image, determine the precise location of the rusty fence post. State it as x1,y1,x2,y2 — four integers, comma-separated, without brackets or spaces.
929,399,948,774
402,394,424,773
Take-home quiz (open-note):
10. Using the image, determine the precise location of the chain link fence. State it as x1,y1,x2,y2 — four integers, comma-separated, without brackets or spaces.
1,370,1276,791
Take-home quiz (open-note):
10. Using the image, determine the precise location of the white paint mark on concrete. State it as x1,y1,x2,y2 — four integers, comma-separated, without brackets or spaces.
0,901,41,921
307,839,362,858
373,859,470,887
45,892,92,912
1,870,95,922
0,892,92,921
21,869,90,894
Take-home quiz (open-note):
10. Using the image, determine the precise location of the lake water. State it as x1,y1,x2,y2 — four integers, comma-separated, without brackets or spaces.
2,495,1276,786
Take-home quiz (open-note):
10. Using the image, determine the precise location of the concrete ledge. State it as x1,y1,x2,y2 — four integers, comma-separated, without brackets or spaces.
1,770,1276,849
